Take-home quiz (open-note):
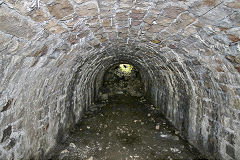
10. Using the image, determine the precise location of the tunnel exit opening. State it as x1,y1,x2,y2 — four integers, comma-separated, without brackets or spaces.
98,63,145,101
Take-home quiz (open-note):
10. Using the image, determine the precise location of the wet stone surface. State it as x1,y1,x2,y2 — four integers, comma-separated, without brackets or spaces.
49,95,206,160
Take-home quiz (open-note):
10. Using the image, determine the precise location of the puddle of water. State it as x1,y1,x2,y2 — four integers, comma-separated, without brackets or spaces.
48,95,207,160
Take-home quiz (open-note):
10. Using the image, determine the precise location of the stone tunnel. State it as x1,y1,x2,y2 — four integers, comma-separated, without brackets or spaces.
0,0,240,159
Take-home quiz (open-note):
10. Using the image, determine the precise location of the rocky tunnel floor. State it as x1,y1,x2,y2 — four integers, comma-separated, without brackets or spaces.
48,95,206,160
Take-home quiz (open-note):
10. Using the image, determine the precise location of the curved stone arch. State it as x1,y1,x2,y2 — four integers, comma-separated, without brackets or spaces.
62,43,199,151
64,46,157,128
0,0,239,159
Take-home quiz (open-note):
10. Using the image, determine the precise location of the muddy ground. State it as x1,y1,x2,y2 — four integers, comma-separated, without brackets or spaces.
48,95,206,160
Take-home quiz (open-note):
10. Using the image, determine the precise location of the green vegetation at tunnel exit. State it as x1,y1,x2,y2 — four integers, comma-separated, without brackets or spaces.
118,64,133,76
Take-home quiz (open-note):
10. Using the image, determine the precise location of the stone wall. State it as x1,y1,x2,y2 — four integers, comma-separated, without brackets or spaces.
0,0,239,159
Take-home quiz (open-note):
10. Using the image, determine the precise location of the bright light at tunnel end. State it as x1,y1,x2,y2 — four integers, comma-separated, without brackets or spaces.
119,64,133,76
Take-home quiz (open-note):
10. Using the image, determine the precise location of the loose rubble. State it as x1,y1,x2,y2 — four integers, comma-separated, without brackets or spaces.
48,95,205,160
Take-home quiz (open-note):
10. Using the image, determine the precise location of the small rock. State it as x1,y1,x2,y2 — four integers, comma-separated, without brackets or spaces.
170,147,180,153
156,125,160,130
100,93,108,100
160,134,168,138
116,91,124,94
59,149,69,160
171,135,179,141
151,118,155,122
60,149,69,154
88,156,93,160
69,143,76,148
163,149,168,152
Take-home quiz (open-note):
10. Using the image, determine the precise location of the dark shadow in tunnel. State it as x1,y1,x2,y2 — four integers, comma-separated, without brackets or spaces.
98,63,145,101
93,58,153,105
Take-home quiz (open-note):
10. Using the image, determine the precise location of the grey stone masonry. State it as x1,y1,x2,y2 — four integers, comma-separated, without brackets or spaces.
0,0,239,159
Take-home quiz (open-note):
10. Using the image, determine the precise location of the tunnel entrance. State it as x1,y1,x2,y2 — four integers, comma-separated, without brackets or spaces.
48,63,206,160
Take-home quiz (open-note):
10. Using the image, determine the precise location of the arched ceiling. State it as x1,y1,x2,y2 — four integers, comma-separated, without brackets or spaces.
0,0,239,159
